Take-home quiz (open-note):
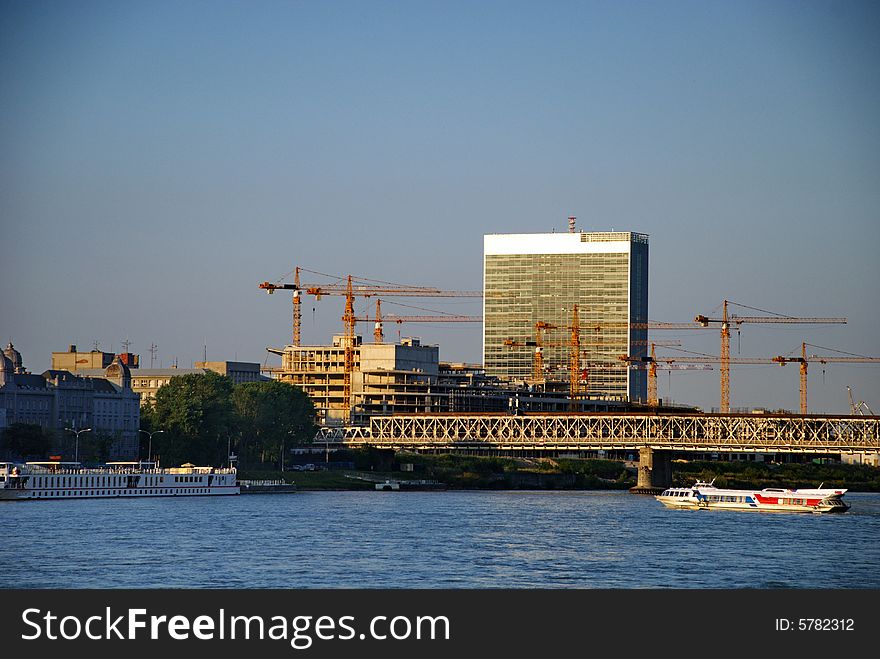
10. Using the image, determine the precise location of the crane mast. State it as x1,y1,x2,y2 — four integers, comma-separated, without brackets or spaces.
720,300,731,414
696,300,846,413
373,299,384,344
342,276,356,423
534,321,556,384
260,271,481,425
773,342,880,414
648,343,658,407
569,305,581,412
293,267,301,346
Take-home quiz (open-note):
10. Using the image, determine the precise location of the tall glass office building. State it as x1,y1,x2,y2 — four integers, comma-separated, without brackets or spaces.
483,231,648,402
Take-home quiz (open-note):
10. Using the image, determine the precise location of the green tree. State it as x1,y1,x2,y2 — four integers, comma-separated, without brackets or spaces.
78,432,113,465
1,423,51,460
232,380,316,469
149,371,235,466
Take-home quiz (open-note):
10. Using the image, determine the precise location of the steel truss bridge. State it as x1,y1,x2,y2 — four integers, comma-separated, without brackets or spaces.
316,413,880,454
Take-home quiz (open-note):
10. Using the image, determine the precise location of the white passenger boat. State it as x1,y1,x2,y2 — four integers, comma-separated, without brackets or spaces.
656,479,849,513
0,460,239,500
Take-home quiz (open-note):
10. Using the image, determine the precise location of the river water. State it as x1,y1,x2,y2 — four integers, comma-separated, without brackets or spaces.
2,491,879,589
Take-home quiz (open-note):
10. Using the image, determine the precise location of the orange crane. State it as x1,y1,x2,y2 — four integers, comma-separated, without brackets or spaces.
260,272,481,423
646,343,659,406
260,269,480,345
507,312,691,402
569,305,581,412
619,345,776,413
507,305,646,410
257,266,304,345
357,299,482,344
695,300,847,413
773,343,880,414
503,306,585,408
620,348,777,407
618,344,711,406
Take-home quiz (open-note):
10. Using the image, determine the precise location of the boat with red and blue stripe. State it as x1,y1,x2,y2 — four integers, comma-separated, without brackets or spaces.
656,479,849,513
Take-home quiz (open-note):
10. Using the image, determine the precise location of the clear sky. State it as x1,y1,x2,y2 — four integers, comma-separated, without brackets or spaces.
3,0,878,414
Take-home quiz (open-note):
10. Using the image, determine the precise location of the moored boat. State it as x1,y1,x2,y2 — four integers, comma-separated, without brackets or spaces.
656,479,849,513
0,460,239,500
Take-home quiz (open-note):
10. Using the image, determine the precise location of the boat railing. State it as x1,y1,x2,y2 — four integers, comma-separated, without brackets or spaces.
239,479,285,486
11,465,238,476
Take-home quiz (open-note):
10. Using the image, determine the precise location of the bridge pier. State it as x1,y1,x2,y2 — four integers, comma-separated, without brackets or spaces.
631,447,671,494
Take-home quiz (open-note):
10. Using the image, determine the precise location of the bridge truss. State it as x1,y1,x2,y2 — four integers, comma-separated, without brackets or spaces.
316,413,880,453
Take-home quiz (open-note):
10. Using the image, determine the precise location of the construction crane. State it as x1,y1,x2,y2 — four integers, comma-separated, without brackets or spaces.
260,269,481,346
695,300,847,413
618,344,712,407
292,266,302,345
506,305,653,411
260,271,481,423
506,311,691,404
569,305,580,412
620,348,777,408
773,343,880,414
847,386,876,416
646,343,659,406
502,306,585,408
356,299,482,344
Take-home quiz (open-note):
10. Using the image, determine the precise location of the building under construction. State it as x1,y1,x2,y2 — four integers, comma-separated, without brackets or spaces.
266,335,631,426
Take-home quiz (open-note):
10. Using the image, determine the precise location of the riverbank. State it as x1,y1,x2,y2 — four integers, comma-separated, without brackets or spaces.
239,450,880,492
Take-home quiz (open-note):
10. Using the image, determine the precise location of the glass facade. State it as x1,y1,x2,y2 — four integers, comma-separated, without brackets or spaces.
483,232,648,401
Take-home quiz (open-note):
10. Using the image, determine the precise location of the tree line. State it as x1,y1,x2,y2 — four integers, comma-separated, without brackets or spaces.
140,372,316,469
0,424,116,463
0,373,317,469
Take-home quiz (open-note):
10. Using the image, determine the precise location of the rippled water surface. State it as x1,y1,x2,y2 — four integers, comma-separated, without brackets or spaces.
3,491,879,588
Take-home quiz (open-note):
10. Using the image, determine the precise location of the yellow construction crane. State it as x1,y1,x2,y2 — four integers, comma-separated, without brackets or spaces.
260,272,479,342
356,299,482,344
503,306,585,408
569,305,581,412
620,348,777,408
260,271,481,423
618,344,711,406
695,300,846,413
506,305,648,410
773,343,880,414
506,312,693,406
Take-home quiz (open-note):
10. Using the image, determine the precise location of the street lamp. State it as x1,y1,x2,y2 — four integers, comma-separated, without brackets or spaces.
138,429,165,464
64,427,92,463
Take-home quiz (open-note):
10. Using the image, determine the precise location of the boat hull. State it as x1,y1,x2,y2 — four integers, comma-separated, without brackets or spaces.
656,482,850,514
0,462,239,501
656,497,849,513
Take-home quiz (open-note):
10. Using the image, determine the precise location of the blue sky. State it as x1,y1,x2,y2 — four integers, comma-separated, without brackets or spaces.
2,0,878,413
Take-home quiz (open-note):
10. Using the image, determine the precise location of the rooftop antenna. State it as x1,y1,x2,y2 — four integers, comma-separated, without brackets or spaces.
93,339,100,351
121,338,132,353
149,343,158,368
204,341,207,362
568,216,576,233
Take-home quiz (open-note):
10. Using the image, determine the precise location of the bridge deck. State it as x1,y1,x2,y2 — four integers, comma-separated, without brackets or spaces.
315,413,880,453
